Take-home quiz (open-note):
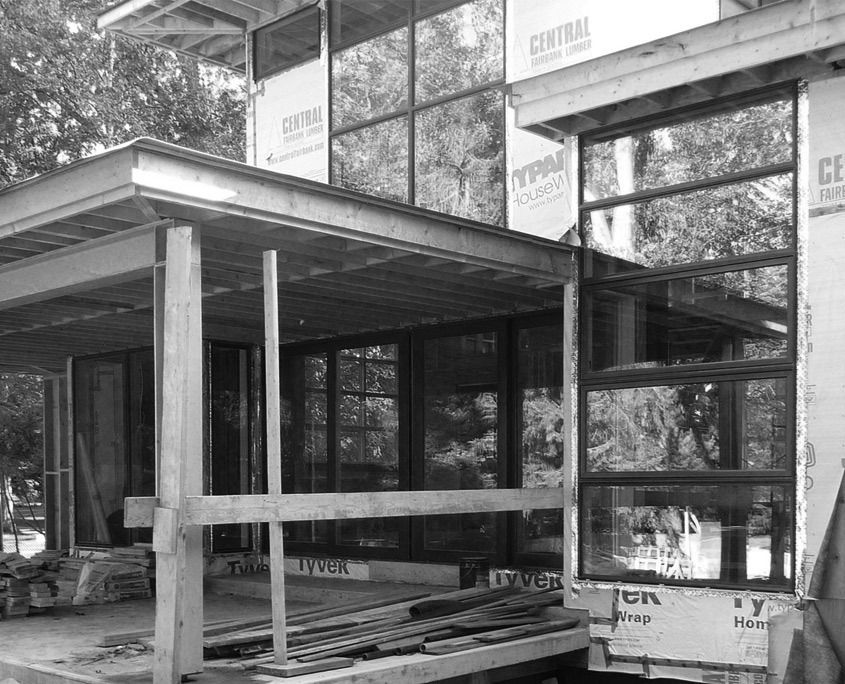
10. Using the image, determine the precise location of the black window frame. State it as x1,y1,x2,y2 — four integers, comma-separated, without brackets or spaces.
577,84,799,592
279,330,412,561
73,349,149,548
326,0,506,220
253,5,322,82
277,310,565,568
73,342,256,552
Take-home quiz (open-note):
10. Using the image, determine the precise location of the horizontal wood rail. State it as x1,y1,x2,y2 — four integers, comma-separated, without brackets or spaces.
125,488,564,528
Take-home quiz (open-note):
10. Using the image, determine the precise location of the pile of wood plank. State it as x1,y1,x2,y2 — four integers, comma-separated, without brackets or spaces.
73,561,151,605
195,586,579,677
0,551,65,618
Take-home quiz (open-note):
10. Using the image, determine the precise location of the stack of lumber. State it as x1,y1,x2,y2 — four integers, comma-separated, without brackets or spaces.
1,577,31,619
0,553,39,618
28,579,61,611
30,549,67,571
196,586,579,677
0,552,41,581
109,544,155,579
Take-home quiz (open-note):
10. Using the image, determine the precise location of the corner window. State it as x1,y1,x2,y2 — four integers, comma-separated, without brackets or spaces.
578,87,796,591
254,6,321,81
328,0,505,224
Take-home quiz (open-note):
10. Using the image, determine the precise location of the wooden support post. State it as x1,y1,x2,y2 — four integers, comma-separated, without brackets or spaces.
153,226,203,684
264,250,288,665
562,281,575,599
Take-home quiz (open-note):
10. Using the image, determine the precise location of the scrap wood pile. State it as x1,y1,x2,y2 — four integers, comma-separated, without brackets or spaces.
58,545,154,605
0,551,65,618
198,586,580,673
0,546,156,616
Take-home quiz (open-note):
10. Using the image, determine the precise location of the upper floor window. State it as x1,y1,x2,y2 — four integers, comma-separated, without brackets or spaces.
581,90,794,275
328,0,505,225
254,6,321,81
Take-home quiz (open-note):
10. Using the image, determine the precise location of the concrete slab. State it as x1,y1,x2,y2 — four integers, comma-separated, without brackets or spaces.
0,591,287,684
0,575,586,684
0,574,442,684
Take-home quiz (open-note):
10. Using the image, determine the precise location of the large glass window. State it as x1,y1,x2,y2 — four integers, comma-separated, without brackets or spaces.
209,346,252,552
74,344,253,549
328,0,505,224
338,345,400,548
254,6,321,80
281,353,329,544
578,87,796,591
517,324,565,560
280,339,404,554
74,356,129,546
279,313,564,566
582,485,792,585
422,331,500,555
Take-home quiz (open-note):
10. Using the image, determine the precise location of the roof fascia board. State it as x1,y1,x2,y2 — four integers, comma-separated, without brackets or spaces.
130,143,572,282
513,0,845,130
0,220,168,311
0,146,137,239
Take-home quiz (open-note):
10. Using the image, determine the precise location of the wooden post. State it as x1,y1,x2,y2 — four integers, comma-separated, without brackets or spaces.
263,250,288,664
153,226,203,684
562,280,575,600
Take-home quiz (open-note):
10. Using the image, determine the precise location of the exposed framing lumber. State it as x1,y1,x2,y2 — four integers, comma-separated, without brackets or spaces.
129,142,570,283
263,250,288,665
152,225,203,684
124,488,565,528
513,0,845,133
0,138,571,373
0,222,166,311
0,145,136,238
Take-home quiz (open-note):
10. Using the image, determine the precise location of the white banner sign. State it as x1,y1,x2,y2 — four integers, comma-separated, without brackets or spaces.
254,59,328,182
509,125,572,240
507,0,719,82
809,77,845,211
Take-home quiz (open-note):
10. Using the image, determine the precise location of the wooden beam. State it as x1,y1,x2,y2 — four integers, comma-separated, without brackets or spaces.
263,250,288,665
513,0,845,131
0,146,136,238
130,142,571,283
125,488,565,528
152,225,203,684
562,281,576,597
0,222,166,311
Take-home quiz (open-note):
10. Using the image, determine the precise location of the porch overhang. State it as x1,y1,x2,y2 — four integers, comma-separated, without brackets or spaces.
96,0,316,72
0,138,572,375
512,0,845,139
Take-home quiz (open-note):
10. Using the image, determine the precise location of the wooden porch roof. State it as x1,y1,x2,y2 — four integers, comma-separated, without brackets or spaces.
0,138,572,375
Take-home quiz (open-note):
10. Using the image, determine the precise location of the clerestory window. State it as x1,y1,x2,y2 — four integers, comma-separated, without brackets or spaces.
328,0,505,225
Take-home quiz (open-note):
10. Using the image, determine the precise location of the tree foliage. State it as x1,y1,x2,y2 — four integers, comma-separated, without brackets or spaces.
0,375,43,500
0,0,246,189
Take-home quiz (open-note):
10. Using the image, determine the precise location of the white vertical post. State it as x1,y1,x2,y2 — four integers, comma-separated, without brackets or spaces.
153,226,204,684
263,250,288,664
562,280,576,599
